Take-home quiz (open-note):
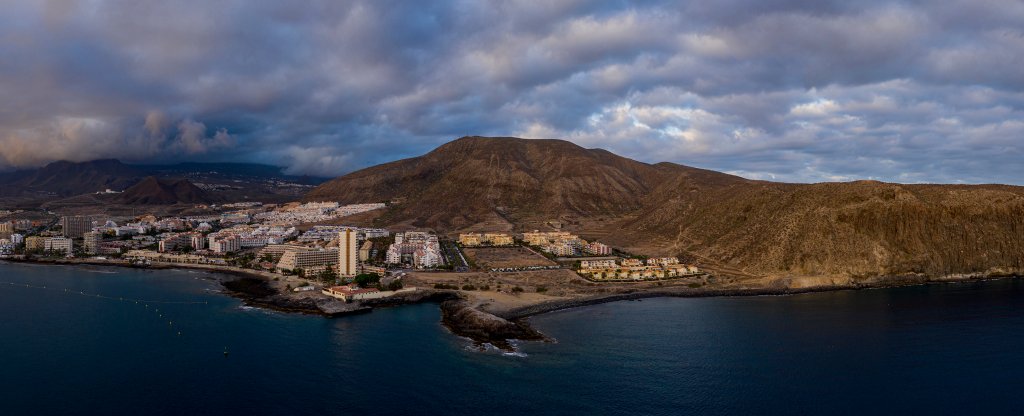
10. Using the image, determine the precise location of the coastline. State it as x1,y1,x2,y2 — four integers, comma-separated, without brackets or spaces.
500,271,1024,320
3,256,1020,351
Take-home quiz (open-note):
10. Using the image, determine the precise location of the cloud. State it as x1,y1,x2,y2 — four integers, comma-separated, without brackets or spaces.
0,0,1022,184
173,119,235,154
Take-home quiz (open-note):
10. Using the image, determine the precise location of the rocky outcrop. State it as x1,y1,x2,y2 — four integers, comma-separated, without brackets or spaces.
221,277,368,316
440,300,545,350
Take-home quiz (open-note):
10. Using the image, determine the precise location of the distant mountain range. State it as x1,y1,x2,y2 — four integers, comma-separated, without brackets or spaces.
0,159,328,205
306,136,1024,279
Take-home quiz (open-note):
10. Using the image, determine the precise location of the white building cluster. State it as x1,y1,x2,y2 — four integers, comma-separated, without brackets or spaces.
522,231,611,257
578,257,701,281
297,225,389,243
0,239,14,255
92,221,151,237
252,202,386,226
386,231,442,268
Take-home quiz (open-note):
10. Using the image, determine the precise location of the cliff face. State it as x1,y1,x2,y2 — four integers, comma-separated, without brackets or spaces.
306,136,1024,279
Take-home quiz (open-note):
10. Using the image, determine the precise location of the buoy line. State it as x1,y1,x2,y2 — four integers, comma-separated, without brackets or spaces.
3,281,230,353
1,281,209,305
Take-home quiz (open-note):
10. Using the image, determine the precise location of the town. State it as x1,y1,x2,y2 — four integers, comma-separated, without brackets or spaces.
0,203,704,303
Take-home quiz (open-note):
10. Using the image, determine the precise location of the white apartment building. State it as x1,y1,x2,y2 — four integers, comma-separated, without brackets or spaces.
387,232,442,268
84,231,102,255
580,259,617,269
0,239,13,255
45,237,73,256
159,233,191,252
209,235,241,253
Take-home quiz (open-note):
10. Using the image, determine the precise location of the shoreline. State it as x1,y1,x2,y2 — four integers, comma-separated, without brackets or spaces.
500,272,1023,320
3,256,1021,351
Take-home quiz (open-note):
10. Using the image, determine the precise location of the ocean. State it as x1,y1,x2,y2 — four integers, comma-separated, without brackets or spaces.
1,262,1022,415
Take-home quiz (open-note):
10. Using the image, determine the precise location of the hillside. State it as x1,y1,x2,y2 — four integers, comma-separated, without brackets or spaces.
118,177,211,205
0,159,146,197
0,160,322,206
306,136,1024,280
305,136,744,229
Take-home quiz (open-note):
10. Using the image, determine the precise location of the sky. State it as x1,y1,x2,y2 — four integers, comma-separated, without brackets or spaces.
0,0,1022,183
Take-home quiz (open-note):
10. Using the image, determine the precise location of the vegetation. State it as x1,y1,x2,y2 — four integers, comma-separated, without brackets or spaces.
381,280,404,291
433,283,459,290
353,272,381,288
317,268,338,284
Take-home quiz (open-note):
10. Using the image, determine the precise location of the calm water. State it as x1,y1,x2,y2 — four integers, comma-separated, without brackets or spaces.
1,262,1023,415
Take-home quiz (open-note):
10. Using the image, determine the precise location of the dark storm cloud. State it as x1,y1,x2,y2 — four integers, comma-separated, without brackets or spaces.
0,0,1022,183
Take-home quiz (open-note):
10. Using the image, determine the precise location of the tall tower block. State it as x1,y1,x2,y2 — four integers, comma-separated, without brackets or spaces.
338,229,358,277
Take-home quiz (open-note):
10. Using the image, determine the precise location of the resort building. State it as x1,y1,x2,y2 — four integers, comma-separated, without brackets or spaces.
576,256,702,281
45,237,73,256
257,244,300,262
61,216,94,238
126,250,225,265
191,234,207,250
277,247,339,273
580,259,617,269
208,234,241,253
322,284,417,302
25,236,46,251
338,229,358,277
522,231,588,256
458,233,482,246
458,233,514,247
585,242,613,256
386,232,443,268
647,257,680,267
158,233,191,252
0,239,13,255
322,285,383,302
83,231,102,255
358,241,373,262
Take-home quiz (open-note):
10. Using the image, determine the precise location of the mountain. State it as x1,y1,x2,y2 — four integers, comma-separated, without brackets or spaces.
306,136,1024,280
305,136,744,228
118,176,211,205
0,160,325,205
0,159,146,197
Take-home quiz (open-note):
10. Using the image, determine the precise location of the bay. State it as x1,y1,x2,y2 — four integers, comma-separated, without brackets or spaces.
1,262,1022,415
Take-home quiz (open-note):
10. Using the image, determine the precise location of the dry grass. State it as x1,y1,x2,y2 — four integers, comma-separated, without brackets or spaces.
462,246,556,269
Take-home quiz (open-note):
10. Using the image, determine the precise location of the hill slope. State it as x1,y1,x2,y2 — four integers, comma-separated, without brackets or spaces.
0,159,146,197
118,177,211,205
306,136,1024,279
305,136,744,228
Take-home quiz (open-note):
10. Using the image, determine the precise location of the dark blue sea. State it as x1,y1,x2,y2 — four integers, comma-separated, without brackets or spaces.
1,262,1022,415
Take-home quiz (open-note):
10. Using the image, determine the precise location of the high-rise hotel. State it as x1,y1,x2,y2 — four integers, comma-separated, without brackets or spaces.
61,216,93,238
338,229,358,277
